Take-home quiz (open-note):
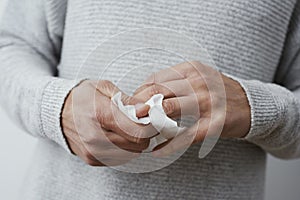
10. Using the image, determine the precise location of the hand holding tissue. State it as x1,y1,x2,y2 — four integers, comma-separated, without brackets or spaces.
111,92,186,151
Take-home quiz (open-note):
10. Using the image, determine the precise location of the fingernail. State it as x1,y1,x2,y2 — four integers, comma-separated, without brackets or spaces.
135,103,149,117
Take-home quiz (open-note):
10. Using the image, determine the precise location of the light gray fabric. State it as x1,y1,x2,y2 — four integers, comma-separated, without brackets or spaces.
0,0,300,199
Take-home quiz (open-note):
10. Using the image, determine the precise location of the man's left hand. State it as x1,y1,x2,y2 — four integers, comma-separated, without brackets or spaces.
133,61,251,157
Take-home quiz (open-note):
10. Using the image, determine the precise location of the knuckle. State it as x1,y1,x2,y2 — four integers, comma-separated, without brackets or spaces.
98,80,118,95
99,80,113,88
149,84,160,97
97,110,112,130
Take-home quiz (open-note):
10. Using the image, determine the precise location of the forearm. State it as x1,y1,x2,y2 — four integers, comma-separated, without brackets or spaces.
0,33,79,150
229,1,300,159
230,76,300,159
0,0,79,151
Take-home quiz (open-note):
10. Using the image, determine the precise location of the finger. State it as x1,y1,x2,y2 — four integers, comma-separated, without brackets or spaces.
152,119,208,157
134,82,175,102
141,61,204,85
106,131,150,152
92,80,122,98
110,102,158,142
143,62,194,84
120,92,151,118
92,80,143,105
75,129,140,166
134,81,178,98
97,97,158,143
94,81,151,118
135,103,150,118
134,79,194,102
162,94,201,118
69,140,105,166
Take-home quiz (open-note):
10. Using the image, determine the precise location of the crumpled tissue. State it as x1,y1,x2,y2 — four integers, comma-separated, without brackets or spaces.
111,92,186,151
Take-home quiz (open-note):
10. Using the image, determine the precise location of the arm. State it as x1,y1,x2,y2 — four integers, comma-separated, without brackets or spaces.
0,0,80,152
133,2,300,160
0,0,156,165
236,1,300,159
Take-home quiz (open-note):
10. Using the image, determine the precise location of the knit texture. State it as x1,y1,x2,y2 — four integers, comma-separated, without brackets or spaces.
0,0,300,199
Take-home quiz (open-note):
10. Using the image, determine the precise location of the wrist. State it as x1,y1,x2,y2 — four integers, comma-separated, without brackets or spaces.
222,74,251,138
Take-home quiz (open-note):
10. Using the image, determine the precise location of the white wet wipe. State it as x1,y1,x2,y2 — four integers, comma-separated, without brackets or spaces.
111,92,186,151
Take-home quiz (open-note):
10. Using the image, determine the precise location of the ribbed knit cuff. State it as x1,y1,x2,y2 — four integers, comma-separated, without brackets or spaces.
223,73,279,142
40,78,83,153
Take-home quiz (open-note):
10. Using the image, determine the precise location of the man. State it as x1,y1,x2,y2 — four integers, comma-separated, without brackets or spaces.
0,0,300,199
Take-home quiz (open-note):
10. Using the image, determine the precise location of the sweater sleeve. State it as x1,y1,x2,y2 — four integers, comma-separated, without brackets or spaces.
0,0,81,153
227,2,300,159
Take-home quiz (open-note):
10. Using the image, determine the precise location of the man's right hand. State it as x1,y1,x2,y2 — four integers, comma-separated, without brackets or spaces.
62,80,157,166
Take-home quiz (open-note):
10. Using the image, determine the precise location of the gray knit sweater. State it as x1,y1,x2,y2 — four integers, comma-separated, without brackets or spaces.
1,0,300,199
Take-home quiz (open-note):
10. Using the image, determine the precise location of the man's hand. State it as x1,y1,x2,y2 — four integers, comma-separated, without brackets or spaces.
134,61,251,157
62,80,156,166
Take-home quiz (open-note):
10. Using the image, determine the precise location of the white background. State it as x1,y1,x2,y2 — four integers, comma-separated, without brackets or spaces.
0,0,299,199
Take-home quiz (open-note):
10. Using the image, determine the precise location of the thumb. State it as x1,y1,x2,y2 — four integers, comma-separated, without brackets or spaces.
135,103,150,118
94,80,150,118
94,80,121,98
122,94,150,118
